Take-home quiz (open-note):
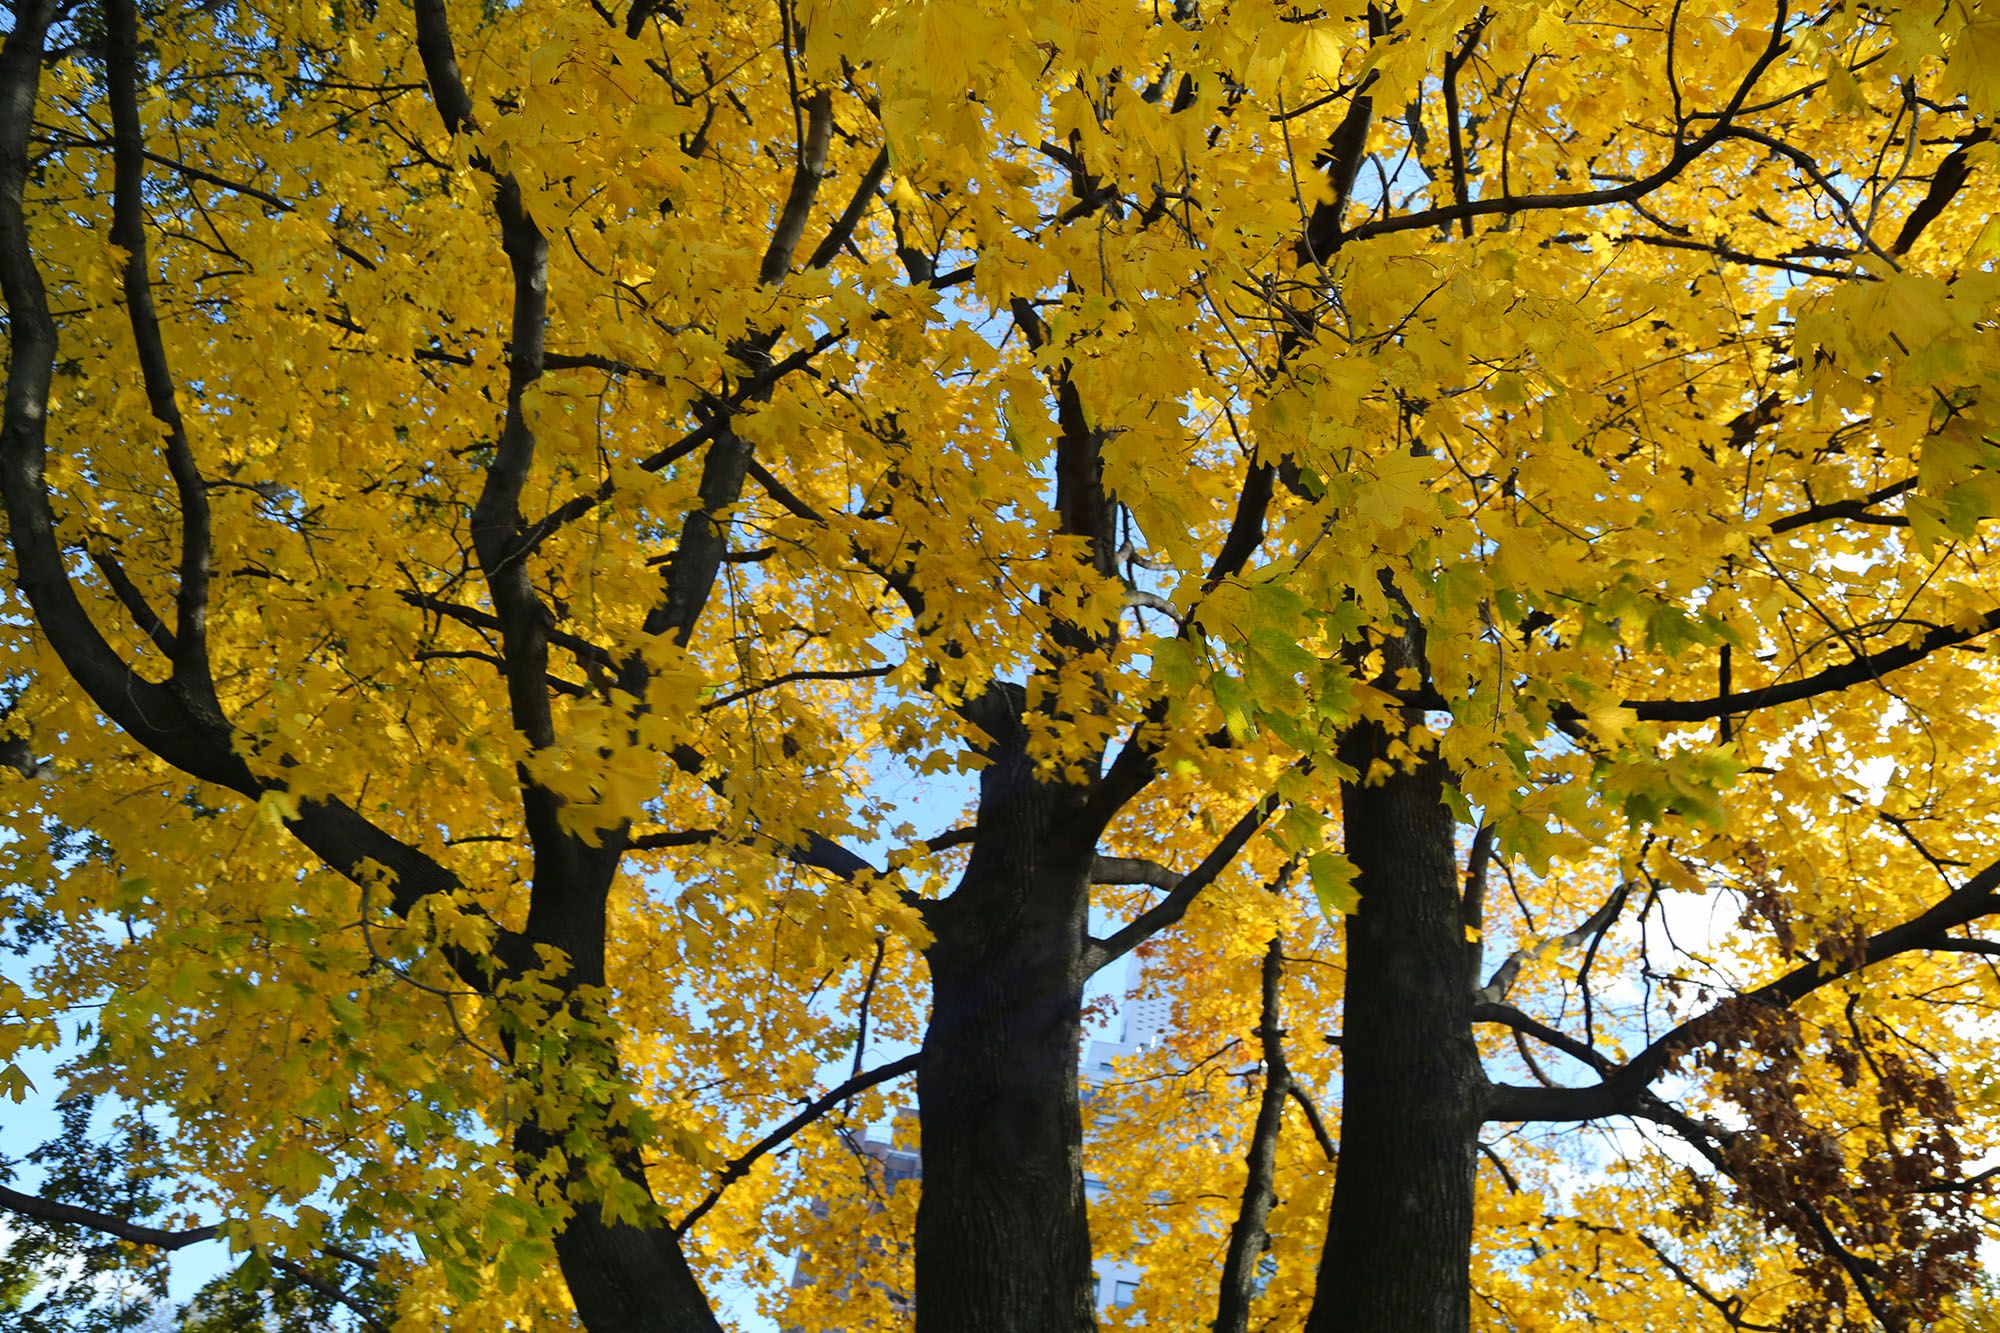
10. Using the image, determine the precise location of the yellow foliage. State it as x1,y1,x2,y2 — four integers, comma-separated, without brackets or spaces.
1,0,1999,1327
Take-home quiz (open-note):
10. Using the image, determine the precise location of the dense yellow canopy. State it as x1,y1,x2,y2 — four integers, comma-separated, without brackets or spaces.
3,0,2000,1327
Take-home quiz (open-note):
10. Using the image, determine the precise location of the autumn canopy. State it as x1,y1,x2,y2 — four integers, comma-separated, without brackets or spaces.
2,0,2000,1327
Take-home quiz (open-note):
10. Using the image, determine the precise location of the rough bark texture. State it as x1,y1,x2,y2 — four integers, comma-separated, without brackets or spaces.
511,851,725,1333
549,1198,725,1333
913,699,1098,1333
1307,688,1483,1333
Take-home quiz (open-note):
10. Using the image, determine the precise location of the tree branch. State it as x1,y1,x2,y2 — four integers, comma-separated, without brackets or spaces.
267,1254,392,1333
1085,788,1288,974
1477,882,1629,1003
1090,855,1182,889
1,0,250,792
0,1182,219,1251
1624,608,2000,724
413,0,562,797
702,664,894,711
1326,0,1791,251
1471,1001,1615,1074
1890,128,1991,256
107,0,218,697
514,324,843,560
1486,853,2000,1123
1213,936,1289,1333
1766,476,1916,534
671,1051,922,1238
804,147,889,271
87,541,177,657
758,88,834,286
1288,1082,1337,1162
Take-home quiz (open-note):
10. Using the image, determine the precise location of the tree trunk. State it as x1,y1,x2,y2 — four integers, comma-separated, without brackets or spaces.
913,715,1098,1333
522,847,726,1333
1306,718,1483,1333
551,1197,725,1333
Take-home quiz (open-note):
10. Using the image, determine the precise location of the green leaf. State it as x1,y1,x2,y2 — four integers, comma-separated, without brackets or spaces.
1308,851,1360,919
0,1063,34,1103
1211,671,1257,742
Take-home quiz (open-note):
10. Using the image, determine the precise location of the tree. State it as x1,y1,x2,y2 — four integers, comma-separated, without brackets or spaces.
0,1098,395,1332
1,0,1999,1327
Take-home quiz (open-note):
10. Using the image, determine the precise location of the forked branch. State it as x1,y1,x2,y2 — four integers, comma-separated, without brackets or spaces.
1214,936,1293,1333
1486,853,2000,1124
672,1051,922,1237
1084,788,1290,974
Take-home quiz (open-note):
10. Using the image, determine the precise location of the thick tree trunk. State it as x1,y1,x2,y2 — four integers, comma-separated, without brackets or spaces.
1305,720,1483,1333
552,1199,725,1333
521,847,725,1333
913,718,1098,1333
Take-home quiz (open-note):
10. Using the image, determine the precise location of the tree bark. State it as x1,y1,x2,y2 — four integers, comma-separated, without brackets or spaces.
1306,704,1483,1333
913,702,1098,1333
549,1198,725,1333
1213,936,1289,1333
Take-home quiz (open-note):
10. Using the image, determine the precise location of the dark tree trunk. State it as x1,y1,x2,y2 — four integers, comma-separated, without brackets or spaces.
1306,712,1483,1333
519,848,725,1333
1213,937,1289,1333
913,703,1098,1333
549,1195,725,1333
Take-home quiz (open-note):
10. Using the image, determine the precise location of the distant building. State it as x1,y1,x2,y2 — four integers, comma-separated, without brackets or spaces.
1081,984,1171,1312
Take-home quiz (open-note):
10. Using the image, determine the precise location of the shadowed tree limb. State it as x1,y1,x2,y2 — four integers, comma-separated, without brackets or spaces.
1289,1082,1337,1162
1394,607,2000,726
1471,1002,1615,1074
1766,476,1916,534
1214,935,1292,1333
1486,855,2000,1125
0,1184,391,1333
0,0,524,984
267,1255,393,1333
1319,0,1792,252
1084,787,1290,974
106,0,219,701
0,1182,220,1251
1890,127,1992,255
673,1052,923,1238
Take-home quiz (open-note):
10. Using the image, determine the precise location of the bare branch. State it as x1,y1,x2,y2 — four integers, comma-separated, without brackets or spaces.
1486,854,2000,1123
87,542,176,656
517,326,844,559
267,1254,392,1333
804,147,889,271
1085,787,1289,974
0,1182,219,1250
1625,608,2000,724
672,1052,922,1237
1288,1082,1337,1162
1214,936,1290,1333
1471,1001,1615,1074
1477,882,1629,1003
702,664,895,711
1323,0,1792,252
1890,127,1991,255
1766,476,1916,534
